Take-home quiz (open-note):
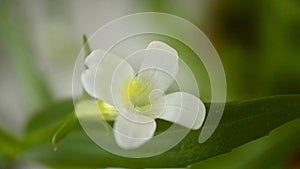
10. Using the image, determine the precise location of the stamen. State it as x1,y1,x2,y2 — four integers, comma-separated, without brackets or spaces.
128,77,151,108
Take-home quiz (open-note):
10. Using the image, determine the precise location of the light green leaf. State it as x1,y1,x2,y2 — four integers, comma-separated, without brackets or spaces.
23,95,300,168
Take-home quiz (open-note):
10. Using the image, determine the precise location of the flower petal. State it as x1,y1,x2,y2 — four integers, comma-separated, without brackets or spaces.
152,92,206,129
137,41,179,92
113,113,156,149
81,50,135,106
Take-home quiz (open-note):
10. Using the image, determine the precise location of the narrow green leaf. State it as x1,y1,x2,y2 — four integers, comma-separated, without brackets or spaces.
81,34,92,100
24,95,300,168
82,34,91,56
52,112,78,151
24,100,74,147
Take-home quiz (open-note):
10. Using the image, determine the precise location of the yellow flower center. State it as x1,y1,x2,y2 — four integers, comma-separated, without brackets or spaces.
128,77,151,108
96,77,152,121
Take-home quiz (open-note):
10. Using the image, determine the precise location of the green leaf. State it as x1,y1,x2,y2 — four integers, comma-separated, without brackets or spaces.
80,34,92,100
39,34,90,150
24,95,300,168
52,112,79,151
0,128,21,166
82,34,91,56
189,118,300,169
24,100,74,147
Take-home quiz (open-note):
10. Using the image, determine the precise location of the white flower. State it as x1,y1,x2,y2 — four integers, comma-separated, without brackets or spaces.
80,41,206,149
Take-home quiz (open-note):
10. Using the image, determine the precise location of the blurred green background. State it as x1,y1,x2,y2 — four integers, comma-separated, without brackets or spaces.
0,0,299,168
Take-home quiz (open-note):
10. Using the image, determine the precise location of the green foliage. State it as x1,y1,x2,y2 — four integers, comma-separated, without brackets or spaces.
0,129,21,160
18,95,300,168
24,100,74,148
52,113,78,151
0,100,74,167
0,2,299,167
189,119,300,169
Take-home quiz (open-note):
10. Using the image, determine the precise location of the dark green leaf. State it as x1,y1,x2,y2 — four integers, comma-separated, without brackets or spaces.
189,118,300,169
24,95,300,168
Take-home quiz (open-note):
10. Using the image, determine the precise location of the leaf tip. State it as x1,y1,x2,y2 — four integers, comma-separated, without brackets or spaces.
82,34,91,56
53,146,58,152
82,34,88,44
52,136,58,151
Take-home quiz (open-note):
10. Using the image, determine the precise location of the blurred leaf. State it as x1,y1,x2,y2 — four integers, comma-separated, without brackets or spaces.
189,119,300,169
24,100,74,147
0,1,52,112
22,95,300,168
0,153,12,169
0,129,23,168
0,128,21,166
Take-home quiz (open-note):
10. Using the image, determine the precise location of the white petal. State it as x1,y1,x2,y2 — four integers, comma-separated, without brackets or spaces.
81,69,97,98
152,92,206,129
113,113,156,149
137,41,179,92
85,50,103,69
81,50,135,106
147,41,178,56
